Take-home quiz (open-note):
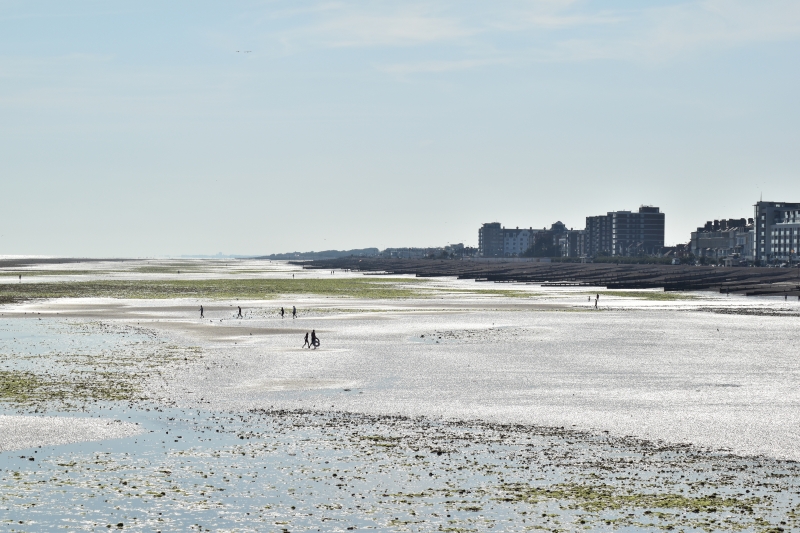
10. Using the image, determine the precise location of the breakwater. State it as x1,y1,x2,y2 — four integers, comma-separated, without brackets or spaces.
299,258,800,297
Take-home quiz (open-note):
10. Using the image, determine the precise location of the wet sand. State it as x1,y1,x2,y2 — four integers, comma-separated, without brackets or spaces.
1,259,799,531
0,415,143,452
3,294,799,461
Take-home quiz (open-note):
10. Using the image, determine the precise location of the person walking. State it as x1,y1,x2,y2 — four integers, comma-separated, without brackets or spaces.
237,306,243,318
280,307,285,319
311,329,319,349
292,306,297,319
594,297,598,309
302,332,310,348
200,305,204,318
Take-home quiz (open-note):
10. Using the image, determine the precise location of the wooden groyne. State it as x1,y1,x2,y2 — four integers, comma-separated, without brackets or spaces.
296,258,800,297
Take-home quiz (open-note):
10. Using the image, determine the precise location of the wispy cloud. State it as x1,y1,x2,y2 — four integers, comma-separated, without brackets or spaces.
252,0,800,70
265,3,475,49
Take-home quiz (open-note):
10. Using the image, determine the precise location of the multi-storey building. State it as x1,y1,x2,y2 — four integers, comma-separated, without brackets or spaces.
478,222,504,257
585,215,613,256
612,206,665,255
561,229,586,258
502,227,538,256
754,201,800,263
479,223,548,257
690,218,752,260
584,206,665,257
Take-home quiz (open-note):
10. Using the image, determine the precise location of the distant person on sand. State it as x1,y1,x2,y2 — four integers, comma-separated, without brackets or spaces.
292,306,297,319
280,307,285,319
200,305,204,318
594,297,598,309
302,332,310,348
311,329,319,349
237,306,243,318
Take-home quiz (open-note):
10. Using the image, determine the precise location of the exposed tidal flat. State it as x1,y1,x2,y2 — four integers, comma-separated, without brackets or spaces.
0,259,799,531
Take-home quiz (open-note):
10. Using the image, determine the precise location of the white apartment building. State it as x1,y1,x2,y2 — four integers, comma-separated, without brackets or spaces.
503,227,538,256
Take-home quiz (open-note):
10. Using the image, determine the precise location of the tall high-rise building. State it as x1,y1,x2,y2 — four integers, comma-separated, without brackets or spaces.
585,206,665,257
753,201,800,263
585,215,613,256
478,222,504,257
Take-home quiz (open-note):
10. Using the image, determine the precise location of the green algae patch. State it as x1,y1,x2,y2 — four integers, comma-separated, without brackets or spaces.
0,277,426,302
425,287,544,298
0,270,97,277
497,482,757,513
130,262,209,274
0,369,131,404
0,371,45,402
0,369,138,406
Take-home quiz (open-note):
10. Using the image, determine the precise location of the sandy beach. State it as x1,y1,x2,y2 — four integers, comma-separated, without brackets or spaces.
1,259,799,531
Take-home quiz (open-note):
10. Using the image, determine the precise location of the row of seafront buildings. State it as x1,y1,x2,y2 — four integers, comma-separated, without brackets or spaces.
691,201,800,264
479,206,666,259
478,201,800,265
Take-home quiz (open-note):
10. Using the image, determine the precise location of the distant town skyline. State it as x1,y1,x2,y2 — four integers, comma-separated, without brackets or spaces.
1,1,799,256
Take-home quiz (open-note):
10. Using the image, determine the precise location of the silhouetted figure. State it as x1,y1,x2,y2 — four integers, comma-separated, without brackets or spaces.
200,305,204,318
280,307,285,319
237,306,243,318
311,329,319,349
594,298,598,309
292,306,297,319
302,332,310,348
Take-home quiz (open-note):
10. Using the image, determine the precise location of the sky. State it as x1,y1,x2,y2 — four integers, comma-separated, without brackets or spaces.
1,0,799,256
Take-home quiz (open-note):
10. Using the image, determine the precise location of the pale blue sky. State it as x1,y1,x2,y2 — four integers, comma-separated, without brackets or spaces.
2,1,799,256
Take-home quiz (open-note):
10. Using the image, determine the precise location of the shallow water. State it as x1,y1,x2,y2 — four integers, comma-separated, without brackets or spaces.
4,406,799,532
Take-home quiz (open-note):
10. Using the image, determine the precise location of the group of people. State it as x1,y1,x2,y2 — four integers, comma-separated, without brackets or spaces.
198,304,320,348
302,330,320,349
199,305,246,319
200,305,300,319
279,306,297,319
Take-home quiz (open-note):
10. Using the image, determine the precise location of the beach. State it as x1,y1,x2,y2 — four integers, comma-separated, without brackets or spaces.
0,259,798,531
